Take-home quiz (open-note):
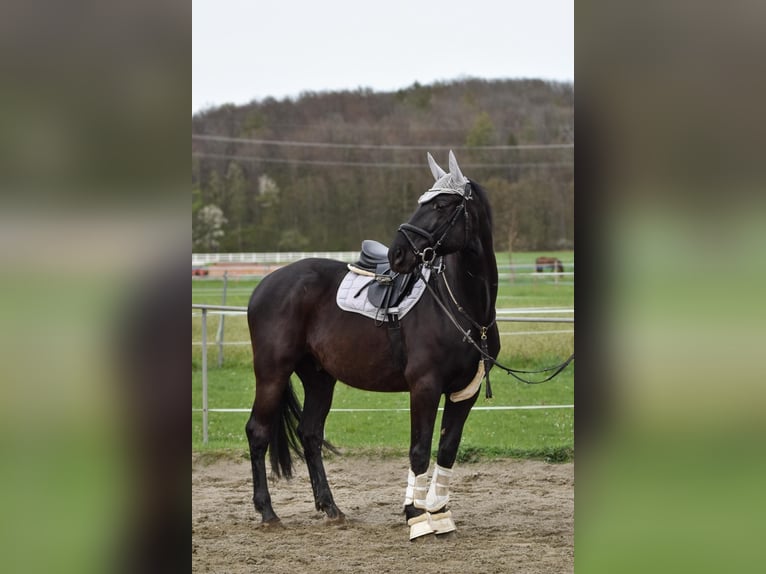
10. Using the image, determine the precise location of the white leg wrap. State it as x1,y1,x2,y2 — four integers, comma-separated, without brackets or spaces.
426,464,453,512
407,512,435,540
404,468,430,510
403,469,416,506
404,466,456,539
429,509,457,535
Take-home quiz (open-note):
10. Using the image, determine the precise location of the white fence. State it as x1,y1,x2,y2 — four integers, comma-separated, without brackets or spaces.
193,251,360,265
192,251,574,272
192,303,573,444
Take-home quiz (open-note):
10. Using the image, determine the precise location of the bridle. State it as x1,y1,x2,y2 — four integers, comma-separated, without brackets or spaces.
396,182,473,265
395,179,574,396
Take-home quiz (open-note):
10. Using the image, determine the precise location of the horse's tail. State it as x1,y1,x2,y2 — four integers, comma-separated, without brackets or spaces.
269,380,340,479
269,381,304,479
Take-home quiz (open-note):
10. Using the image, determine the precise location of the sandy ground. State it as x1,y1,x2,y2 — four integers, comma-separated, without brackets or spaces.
192,453,573,573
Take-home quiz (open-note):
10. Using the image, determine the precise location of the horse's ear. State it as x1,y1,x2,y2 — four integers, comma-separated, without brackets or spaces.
427,152,446,181
448,150,466,184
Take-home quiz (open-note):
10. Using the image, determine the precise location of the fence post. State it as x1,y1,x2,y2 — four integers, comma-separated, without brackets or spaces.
202,307,209,445
216,271,228,367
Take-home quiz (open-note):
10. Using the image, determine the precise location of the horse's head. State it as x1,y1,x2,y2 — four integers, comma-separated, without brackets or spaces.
390,150,476,273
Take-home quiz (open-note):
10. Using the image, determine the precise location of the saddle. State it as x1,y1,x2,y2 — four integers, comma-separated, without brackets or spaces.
355,239,389,271
349,240,418,310
345,240,422,371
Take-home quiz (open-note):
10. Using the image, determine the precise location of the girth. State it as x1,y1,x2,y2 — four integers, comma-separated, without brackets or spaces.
347,240,423,370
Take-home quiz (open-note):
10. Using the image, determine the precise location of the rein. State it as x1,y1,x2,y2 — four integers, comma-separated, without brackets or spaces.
418,266,575,394
397,180,573,397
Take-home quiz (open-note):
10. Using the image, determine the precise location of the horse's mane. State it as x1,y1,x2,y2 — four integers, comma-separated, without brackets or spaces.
469,179,493,230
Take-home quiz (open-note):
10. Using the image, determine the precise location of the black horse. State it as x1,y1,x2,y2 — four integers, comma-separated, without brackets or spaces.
245,151,500,539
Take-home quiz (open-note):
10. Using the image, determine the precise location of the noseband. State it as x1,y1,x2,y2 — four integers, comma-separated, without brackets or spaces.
397,182,473,265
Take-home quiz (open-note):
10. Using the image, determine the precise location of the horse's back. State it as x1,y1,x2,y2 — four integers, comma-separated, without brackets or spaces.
247,257,407,391
248,258,346,319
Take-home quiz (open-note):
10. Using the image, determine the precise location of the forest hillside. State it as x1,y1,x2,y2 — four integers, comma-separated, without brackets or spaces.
192,78,573,253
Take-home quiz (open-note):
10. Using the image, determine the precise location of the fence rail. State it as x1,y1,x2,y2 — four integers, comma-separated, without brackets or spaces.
192,252,574,271
193,251,360,264
192,303,573,444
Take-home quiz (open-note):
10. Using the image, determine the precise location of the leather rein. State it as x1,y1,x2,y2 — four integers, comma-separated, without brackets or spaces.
396,182,575,397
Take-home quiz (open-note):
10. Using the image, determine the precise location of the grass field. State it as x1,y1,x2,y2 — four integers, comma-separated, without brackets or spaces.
192,251,574,461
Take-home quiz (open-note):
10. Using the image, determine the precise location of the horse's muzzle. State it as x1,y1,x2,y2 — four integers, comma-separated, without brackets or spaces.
389,245,407,272
390,244,420,274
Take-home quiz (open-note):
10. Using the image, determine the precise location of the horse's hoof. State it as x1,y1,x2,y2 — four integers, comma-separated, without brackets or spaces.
325,512,346,525
259,517,283,529
408,513,435,541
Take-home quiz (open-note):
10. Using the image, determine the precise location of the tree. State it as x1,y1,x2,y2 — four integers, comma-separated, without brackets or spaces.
254,174,281,249
192,185,203,219
192,78,574,252
225,162,247,251
194,204,227,252
466,112,495,147
277,228,310,251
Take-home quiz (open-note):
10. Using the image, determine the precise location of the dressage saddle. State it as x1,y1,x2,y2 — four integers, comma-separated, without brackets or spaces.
348,240,423,369
356,239,389,271
351,240,418,310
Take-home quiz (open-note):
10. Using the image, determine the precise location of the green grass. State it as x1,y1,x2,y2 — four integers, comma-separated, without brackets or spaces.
192,251,574,461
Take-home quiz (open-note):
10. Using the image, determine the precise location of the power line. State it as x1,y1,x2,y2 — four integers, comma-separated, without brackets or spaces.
192,152,574,169
196,122,475,135
192,134,573,151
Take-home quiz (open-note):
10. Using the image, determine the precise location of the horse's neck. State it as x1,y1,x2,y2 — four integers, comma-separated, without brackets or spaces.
445,233,498,326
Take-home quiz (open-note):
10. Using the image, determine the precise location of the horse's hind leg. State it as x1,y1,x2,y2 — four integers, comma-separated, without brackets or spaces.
245,409,277,524
244,366,293,525
295,357,344,521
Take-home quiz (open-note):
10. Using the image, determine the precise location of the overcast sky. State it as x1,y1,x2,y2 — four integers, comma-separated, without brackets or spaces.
192,0,573,114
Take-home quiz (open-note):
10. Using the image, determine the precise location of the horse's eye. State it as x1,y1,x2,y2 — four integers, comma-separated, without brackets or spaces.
433,202,442,211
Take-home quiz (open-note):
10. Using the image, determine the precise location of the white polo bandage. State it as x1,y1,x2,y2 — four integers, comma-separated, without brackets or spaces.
403,468,429,509
426,464,453,512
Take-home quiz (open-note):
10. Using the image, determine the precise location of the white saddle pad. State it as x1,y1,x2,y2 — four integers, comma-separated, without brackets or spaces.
335,267,430,322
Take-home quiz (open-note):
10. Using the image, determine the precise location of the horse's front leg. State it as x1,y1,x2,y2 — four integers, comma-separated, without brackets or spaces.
403,383,441,540
426,390,480,536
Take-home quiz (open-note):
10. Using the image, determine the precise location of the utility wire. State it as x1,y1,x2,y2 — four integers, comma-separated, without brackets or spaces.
192,134,573,151
192,152,574,169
